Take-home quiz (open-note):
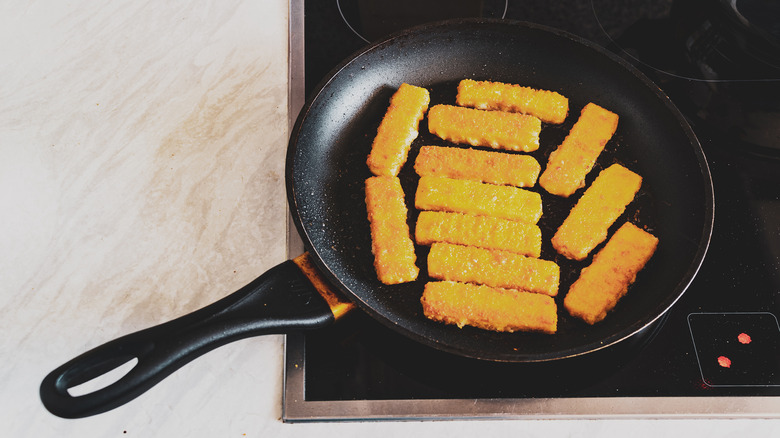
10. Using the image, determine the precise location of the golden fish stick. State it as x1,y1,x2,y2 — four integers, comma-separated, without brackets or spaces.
564,222,659,325
415,176,542,224
414,145,540,188
365,176,419,284
415,211,541,258
539,102,619,197
552,164,642,261
427,243,560,296
421,281,557,334
366,83,430,176
427,104,541,152
456,79,569,124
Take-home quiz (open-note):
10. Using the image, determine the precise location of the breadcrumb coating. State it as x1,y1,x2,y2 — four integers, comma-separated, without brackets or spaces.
422,281,557,334
365,176,419,284
552,164,642,261
456,79,569,124
427,243,559,297
564,222,658,324
415,211,541,258
415,176,542,224
427,104,541,152
366,83,430,176
414,145,540,188
539,103,619,197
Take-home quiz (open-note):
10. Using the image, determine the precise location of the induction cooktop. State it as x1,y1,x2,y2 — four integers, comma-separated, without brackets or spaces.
283,0,780,421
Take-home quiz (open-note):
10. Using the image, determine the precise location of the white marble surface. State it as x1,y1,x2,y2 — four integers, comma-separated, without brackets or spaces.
1,1,779,436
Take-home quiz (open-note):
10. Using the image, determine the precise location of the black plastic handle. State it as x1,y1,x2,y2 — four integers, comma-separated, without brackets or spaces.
40,260,335,418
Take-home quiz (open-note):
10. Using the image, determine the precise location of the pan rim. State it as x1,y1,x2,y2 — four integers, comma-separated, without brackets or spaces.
285,18,715,362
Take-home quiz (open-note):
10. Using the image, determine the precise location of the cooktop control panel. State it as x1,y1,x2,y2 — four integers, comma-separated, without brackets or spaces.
688,312,780,387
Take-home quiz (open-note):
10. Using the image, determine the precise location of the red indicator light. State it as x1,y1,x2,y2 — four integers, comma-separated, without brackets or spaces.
738,332,752,344
717,356,732,368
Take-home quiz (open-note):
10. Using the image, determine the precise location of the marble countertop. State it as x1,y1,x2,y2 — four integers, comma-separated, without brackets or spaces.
2,1,778,436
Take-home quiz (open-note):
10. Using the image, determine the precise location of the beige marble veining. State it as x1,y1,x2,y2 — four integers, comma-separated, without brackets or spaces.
1,0,289,435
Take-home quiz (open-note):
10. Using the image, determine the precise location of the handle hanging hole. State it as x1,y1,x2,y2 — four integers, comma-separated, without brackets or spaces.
66,357,139,397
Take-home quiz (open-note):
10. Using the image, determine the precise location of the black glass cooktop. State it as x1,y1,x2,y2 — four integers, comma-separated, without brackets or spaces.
285,0,780,419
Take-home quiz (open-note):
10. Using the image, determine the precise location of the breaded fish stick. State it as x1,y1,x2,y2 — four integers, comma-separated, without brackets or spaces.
456,79,569,124
427,243,559,296
415,211,541,258
365,176,419,284
414,145,540,188
415,176,542,224
421,281,557,334
427,104,541,152
564,222,658,324
366,83,430,176
539,103,619,197
552,164,642,261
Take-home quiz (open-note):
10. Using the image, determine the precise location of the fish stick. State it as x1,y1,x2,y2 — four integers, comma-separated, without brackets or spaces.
415,176,542,224
415,211,541,258
564,222,658,324
456,79,569,124
365,176,419,284
414,145,540,188
552,164,642,261
427,243,559,296
421,281,557,334
427,104,541,152
366,83,430,176
539,103,619,197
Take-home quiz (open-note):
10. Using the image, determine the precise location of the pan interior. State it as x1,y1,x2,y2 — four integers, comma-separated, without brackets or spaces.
287,20,713,362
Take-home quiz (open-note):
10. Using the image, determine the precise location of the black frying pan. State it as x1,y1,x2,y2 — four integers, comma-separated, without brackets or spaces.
40,19,714,419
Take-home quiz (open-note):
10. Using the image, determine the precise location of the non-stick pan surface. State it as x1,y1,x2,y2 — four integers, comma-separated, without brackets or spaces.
287,19,714,362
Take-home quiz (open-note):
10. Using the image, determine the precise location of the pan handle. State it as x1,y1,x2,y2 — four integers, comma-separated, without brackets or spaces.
39,259,336,419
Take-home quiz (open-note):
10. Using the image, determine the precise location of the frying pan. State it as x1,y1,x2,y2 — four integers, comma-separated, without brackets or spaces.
40,19,714,419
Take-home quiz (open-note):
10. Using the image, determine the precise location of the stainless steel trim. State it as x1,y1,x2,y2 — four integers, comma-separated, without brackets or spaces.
283,333,780,421
286,0,305,259
282,0,306,422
